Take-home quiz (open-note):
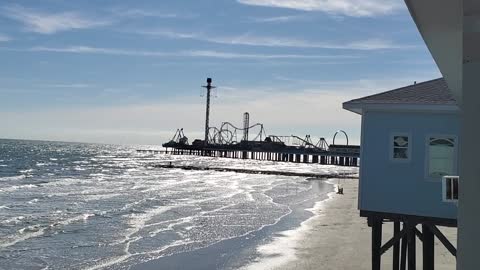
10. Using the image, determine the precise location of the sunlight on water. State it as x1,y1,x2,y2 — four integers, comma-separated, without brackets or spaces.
0,139,357,269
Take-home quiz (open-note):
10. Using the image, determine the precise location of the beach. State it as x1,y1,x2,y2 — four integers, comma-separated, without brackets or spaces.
247,178,457,270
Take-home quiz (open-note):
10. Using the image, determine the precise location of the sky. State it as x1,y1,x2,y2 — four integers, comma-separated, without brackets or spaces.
0,0,441,146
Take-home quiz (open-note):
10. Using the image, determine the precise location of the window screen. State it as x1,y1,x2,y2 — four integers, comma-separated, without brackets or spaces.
428,137,455,178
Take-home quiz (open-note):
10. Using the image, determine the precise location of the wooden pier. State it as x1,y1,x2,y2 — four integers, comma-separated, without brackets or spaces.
138,144,360,167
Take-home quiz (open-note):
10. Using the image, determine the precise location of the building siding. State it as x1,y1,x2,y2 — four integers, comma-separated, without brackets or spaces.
360,110,459,219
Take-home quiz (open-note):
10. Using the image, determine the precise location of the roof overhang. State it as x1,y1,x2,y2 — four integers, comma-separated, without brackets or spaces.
404,0,480,104
342,102,459,115
404,0,463,102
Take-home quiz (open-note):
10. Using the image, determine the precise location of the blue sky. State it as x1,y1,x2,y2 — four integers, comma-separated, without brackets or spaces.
0,0,440,145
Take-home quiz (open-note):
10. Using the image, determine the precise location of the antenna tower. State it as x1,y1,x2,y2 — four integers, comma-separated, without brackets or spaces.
202,78,216,145
243,112,250,141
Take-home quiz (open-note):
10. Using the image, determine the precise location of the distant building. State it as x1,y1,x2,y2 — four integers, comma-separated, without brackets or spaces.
343,78,459,269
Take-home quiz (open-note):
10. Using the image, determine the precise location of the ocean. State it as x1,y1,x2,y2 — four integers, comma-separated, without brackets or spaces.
0,139,357,270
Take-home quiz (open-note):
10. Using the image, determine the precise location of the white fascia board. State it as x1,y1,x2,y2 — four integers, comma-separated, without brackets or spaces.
342,103,363,115
343,103,459,115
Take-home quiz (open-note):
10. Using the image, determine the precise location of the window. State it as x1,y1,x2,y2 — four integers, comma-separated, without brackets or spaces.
427,137,456,178
442,176,459,202
391,134,410,161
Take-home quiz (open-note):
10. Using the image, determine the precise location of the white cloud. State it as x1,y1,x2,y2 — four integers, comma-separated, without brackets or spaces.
250,15,307,23
43,83,93,89
138,30,415,50
109,8,180,19
2,5,111,34
0,34,11,42
183,50,358,59
23,46,359,60
237,0,402,17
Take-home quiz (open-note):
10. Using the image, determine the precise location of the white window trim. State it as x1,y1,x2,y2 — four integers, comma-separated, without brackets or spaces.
442,176,459,203
389,132,412,163
424,134,458,181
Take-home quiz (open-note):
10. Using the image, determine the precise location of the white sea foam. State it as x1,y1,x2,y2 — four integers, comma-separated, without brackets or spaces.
0,184,37,192
2,216,25,225
53,213,95,227
242,180,337,270
0,226,46,249
0,175,26,181
85,206,175,270
28,198,39,204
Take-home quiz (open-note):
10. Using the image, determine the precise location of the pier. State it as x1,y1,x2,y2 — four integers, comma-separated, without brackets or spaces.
137,141,360,167
142,78,360,167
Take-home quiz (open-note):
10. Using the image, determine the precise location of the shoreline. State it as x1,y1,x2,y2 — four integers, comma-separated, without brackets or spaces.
241,179,340,270
247,178,457,270
130,178,334,270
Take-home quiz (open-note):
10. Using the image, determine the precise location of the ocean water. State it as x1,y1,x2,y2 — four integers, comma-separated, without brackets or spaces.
0,139,357,270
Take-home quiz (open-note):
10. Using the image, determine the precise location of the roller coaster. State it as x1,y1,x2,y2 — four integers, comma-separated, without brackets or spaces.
152,79,359,166
163,113,353,154
207,122,266,145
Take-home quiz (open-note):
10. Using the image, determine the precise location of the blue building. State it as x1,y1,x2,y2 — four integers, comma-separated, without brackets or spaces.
343,78,459,269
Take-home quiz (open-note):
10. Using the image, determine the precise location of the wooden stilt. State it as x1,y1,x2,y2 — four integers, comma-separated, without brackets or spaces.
422,224,434,270
372,217,383,270
393,221,400,270
408,225,416,270
401,231,407,270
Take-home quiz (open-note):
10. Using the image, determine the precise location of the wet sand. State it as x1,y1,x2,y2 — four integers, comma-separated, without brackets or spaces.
269,179,457,270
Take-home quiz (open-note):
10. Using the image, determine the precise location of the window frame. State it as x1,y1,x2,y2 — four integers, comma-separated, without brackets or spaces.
424,134,458,181
390,132,412,163
442,176,459,203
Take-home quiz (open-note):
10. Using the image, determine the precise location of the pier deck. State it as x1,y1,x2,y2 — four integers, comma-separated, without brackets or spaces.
138,143,360,167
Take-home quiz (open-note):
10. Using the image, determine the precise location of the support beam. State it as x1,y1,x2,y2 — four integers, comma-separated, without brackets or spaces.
401,233,407,270
426,223,457,257
422,224,435,270
393,222,400,270
372,217,383,270
408,225,416,270
380,227,408,255
414,227,424,242
458,30,480,268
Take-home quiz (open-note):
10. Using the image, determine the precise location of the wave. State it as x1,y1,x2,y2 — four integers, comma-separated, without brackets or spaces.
242,183,336,270
52,213,95,227
28,198,39,204
0,184,37,192
0,212,96,250
2,216,25,225
0,225,46,249
0,175,26,181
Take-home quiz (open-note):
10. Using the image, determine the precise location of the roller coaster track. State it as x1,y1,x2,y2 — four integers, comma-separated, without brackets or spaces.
268,135,329,151
208,122,267,145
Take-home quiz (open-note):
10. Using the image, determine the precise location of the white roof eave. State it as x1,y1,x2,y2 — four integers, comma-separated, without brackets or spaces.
343,102,459,115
